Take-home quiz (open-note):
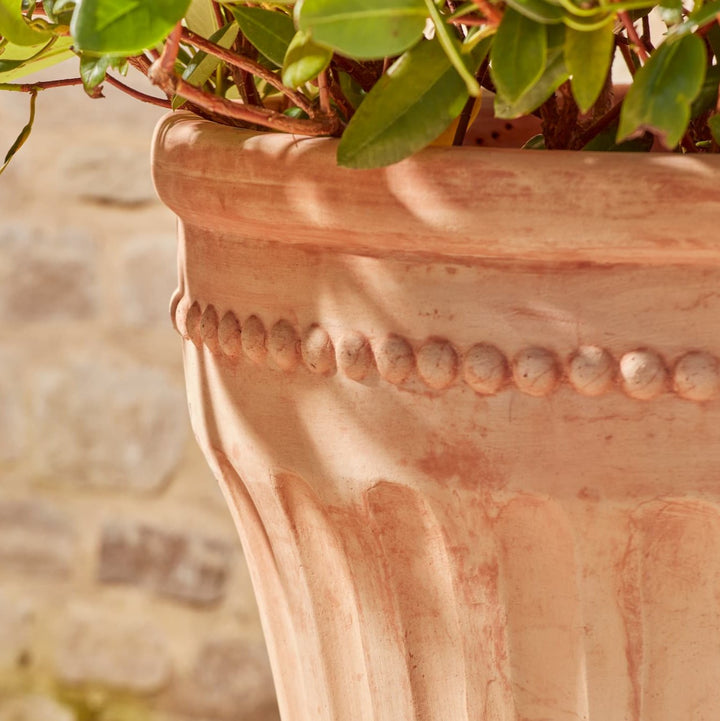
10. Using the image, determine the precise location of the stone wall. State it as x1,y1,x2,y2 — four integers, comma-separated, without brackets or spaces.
0,72,279,721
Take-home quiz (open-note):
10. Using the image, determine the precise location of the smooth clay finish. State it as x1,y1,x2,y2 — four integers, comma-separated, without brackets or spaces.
153,112,720,721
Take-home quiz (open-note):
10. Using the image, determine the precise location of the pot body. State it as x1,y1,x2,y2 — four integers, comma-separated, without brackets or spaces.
153,112,720,721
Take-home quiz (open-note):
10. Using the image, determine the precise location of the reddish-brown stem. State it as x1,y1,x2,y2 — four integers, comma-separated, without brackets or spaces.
104,74,171,108
318,70,331,115
127,55,153,76
619,11,649,62
211,1,225,28
618,41,637,76
3,77,84,91
327,76,354,120
471,0,503,26
148,67,341,136
159,23,183,75
181,27,314,116
575,100,623,147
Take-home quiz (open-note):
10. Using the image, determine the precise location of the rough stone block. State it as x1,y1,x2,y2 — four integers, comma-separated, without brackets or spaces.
58,145,157,206
118,234,178,327
0,593,34,671
31,356,187,491
98,522,232,605
0,350,27,462
0,695,75,721
0,500,74,577
0,224,98,322
56,605,172,693
162,639,279,721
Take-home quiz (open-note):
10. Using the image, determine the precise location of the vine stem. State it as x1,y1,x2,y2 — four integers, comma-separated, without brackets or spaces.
0,77,84,91
181,27,315,116
318,69,331,115
575,100,623,147
618,41,637,76
619,11,649,63
159,22,183,76
104,75,171,108
471,0,503,26
148,63,341,136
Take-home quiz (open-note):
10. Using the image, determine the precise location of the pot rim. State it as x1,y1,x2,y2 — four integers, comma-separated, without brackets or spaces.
152,111,720,266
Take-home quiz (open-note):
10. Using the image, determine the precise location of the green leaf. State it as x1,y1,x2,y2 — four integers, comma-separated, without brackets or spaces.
707,22,720,59
523,133,546,148
0,0,52,45
565,21,613,112
230,6,294,67
70,0,192,55
494,24,567,117
505,0,564,23
582,120,654,151
691,62,720,117
296,0,427,60
338,70,365,108
0,88,35,176
185,0,218,36
708,114,720,144
424,0,479,95
617,33,706,148
185,24,238,80
490,8,547,103
282,30,332,88
0,57,25,71
337,36,490,168
671,0,720,35
171,22,238,108
0,35,73,81
657,0,682,25
79,53,127,91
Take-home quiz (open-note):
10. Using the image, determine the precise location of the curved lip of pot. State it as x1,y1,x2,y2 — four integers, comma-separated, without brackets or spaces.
152,111,720,267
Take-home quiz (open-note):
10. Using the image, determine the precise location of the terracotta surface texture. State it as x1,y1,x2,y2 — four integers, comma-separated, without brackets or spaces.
153,112,720,721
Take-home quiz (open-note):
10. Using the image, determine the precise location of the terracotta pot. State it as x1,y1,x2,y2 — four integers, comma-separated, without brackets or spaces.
152,111,720,721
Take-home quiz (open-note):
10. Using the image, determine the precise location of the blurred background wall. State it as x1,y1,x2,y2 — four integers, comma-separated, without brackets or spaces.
0,70,279,721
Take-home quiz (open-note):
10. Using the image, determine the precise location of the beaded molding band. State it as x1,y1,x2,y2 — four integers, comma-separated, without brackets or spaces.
175,300,720,402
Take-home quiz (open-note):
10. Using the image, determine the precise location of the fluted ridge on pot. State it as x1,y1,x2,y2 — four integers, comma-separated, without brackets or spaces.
174,300,720,402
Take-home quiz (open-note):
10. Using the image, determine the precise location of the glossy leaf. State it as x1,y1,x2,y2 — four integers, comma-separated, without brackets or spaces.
490,8,547,103
0,87,35,175
46,0,75,23
337,37,490,168
707,22,720,59
424,0,480,95
230,6,294,67
70,0,191,55
505,0,564,23
617,33,706,148
708,114,720,144
338,70,365,108
565,21,613,112
282,30,332,88
79,53,127,91
494,24,566,117
0,36,73,81
0,0,52,45
0,57,25,71
583,120,654,151
297,0,427,60
185,0,218,36
691,62,720,117
176,21,238,107
671,0,720,35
